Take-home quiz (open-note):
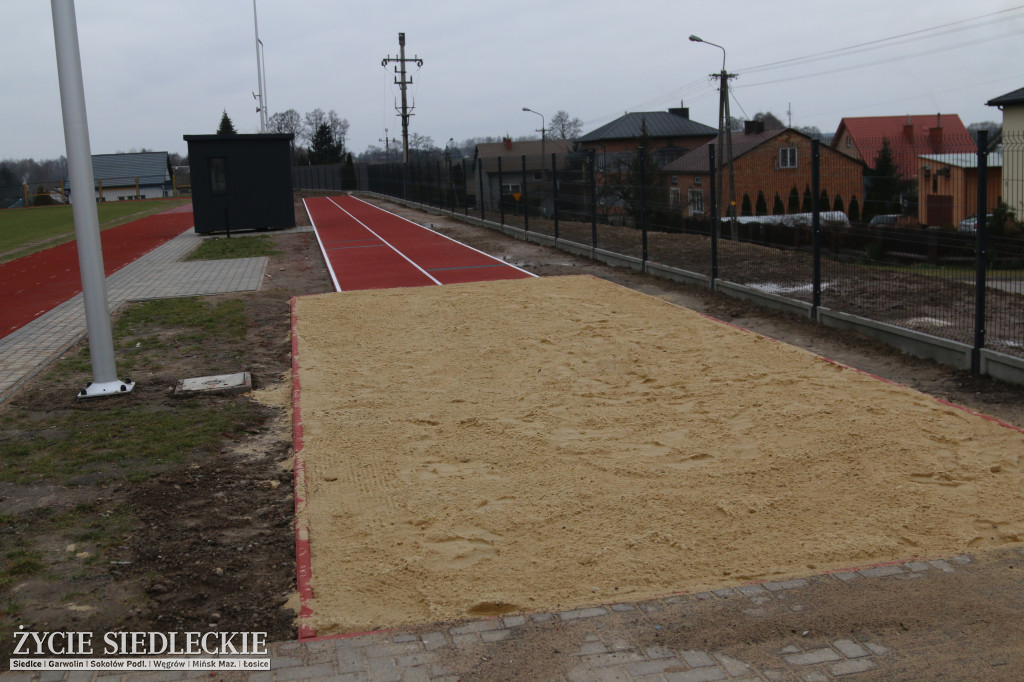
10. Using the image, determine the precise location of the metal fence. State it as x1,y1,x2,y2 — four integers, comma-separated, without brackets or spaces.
360,130,1023,369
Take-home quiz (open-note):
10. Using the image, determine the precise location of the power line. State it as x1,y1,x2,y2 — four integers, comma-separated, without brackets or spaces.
738,5,1024,75
587,5,1024,127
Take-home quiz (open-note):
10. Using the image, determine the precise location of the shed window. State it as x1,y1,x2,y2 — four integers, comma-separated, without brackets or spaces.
209,157,227,193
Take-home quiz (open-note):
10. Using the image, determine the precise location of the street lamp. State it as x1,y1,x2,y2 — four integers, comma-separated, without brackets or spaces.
690,34,736,237
522,107,545,159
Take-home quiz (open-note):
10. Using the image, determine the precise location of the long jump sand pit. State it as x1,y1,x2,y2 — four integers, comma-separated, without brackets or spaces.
293,275,1024,635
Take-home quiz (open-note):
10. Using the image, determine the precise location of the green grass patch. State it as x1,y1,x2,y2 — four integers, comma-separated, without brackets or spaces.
1,296,263,485
0,199,190,262
185,235,281,261
113,297,247,343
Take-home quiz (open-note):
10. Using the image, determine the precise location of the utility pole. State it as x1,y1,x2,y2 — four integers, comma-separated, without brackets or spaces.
382,33,423,163
379,129,390,161
711,69,738,239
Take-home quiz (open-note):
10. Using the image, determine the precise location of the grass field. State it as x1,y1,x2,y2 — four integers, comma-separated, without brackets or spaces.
0,198,190,263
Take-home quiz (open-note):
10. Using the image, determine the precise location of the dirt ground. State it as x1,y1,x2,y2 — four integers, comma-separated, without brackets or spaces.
3,193,1024,677
0,227,333,666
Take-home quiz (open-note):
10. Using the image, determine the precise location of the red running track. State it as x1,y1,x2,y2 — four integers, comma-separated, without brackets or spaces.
0,204,195,339
304,195,534,291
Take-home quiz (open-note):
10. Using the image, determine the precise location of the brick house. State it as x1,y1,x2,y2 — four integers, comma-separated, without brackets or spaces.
578,104,716,221
472,138,574,216
661,127,864,220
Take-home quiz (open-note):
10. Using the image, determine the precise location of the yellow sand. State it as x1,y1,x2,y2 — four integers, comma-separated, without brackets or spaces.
293,275,1024,634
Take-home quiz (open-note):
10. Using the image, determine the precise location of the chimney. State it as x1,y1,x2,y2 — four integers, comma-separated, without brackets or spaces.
744,120,765,135
903,114,914,140
503,135,513,151
929,113,944,151
668,100,690,119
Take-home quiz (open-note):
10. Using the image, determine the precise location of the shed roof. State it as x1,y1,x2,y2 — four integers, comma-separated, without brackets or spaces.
919,152,1002,169
579,111,717,142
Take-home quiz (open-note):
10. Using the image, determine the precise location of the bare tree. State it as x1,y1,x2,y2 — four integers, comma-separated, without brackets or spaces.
302,108,328,147
327,111,350,154
550,110,583,143
268,109,302,138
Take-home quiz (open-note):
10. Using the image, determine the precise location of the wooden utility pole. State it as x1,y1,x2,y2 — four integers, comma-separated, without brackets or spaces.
382,33,423,163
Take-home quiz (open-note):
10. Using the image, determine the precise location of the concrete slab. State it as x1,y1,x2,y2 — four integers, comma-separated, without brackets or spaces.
174,371,252,396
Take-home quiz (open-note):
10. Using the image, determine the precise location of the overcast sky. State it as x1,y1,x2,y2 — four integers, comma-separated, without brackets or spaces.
3,1,1023,162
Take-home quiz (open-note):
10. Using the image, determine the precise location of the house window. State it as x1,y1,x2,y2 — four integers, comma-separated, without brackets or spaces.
671,175,679,186
694,176,702,186
208,157,227,193
779,148,798,169
669,187,681,208
533,172,543,181
502,183,521,195
688,189,704,216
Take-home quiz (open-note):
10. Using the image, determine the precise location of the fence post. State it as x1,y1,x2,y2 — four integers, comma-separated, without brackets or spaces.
589,149,597,253
522,154,529,234
639,146,648,268
709,144,719,286
498,156,505,226
478,158,485,221
552,152,559,240
972,130,989,374
811,139,821,318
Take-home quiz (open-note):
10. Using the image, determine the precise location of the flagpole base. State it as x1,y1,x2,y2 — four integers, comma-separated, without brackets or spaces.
78,379,135,399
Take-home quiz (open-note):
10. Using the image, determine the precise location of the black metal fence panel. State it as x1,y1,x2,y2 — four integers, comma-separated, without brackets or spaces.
355,134,1024,364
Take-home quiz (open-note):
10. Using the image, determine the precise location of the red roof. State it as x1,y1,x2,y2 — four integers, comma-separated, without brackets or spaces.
832,114,974,178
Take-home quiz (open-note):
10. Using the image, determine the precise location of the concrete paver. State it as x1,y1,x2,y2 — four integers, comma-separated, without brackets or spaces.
0,226,310,402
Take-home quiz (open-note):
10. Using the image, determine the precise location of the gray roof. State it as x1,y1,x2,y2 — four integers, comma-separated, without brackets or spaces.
68,151,170,186
579,112,717,142
919,152,1002,169
987,86,1024,107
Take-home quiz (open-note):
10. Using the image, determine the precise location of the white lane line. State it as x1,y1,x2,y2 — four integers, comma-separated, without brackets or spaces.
345,194,538,278
303,197,342,292
326,196,442,286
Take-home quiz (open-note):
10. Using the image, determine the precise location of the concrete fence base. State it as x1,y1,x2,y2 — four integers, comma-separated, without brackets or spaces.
355,191,1024,388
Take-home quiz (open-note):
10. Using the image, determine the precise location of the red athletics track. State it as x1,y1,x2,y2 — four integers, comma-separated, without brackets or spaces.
304,195,534,291
0,203,194,339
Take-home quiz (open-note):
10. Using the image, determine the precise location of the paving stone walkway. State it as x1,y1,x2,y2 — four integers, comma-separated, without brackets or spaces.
6,549,1024,681
0,227,310,402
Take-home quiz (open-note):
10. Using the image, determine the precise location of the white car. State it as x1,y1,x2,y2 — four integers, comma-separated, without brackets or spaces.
958,215,993,232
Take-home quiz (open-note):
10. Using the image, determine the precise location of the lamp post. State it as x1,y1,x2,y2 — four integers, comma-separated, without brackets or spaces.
522,107,545,160
689,34,736,238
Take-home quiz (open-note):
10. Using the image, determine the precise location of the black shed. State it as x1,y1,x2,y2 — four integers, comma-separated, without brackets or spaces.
184,133,295,234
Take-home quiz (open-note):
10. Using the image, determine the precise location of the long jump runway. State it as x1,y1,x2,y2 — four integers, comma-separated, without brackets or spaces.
291,204,1024,640
303,195,533,291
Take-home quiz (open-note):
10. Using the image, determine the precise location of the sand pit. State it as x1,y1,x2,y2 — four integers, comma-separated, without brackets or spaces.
293,275,1024,635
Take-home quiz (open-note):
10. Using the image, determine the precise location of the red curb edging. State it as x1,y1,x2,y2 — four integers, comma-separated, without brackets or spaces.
290,296,316,640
